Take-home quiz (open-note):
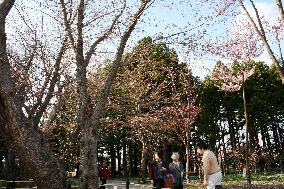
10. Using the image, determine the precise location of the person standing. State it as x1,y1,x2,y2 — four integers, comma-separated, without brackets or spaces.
169,152,184,189
149,151,168,189
99,161,110,189
196,142,222,189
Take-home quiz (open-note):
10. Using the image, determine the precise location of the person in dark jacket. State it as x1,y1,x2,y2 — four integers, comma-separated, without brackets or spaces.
169,152,184,189
149,151,168,189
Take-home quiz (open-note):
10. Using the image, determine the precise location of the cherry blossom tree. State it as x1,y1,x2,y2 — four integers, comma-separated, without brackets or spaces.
212,62,255,187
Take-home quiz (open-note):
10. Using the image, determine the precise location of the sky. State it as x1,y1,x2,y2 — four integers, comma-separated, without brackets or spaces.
135,0,283,78
5,0,283,79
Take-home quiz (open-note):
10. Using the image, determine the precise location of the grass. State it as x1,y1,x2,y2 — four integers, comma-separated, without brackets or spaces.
186,172,284,189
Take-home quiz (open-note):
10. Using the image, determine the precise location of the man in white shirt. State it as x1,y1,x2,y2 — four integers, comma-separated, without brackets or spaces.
196,141,222,189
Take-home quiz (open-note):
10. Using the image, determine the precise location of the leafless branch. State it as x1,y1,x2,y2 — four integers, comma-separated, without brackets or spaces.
32,37,68,126
238,0,284,82
91,0,154,122
60,0,76,49
84,0,126,65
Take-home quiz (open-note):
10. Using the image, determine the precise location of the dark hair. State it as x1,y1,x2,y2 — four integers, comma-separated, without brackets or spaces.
196,141,208,150
154,151,162,159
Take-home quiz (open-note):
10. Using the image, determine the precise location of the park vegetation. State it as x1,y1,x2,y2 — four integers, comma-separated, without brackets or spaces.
0,0,283,189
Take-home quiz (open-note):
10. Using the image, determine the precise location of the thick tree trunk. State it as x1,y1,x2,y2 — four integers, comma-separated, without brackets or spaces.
79,121,99,189
0,3,67,188
62,0,154,187
0,98,67,189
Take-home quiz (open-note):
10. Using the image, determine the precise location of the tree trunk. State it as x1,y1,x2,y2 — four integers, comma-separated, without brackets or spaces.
276,0,284,22
76,1,152,188
79,122,99,188
110,144,116,177
271,123,280,150
185,141,190,184
123,144,128,177
140,141,147,183
0,100,67,189
128,143,133,176
117,144,122,176
133,144,139,176
0,3,67,188
228,117,237,150
221,131,227,175
260,127,267,148
242,85,251,188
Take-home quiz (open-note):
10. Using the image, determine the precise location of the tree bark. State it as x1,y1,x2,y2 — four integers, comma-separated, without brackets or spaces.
0,1,67,188
117,144,122,175
242,84,251,188
140,141,147,183
60,0,154,187
276,0,284,22
128,142,133,176
133,144,139,176
122,144,128,177
227,116,237,150
110,144,116,177
185,138,190,184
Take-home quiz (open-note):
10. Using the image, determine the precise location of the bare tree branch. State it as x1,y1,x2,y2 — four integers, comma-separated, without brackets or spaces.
60,0,76,49
76,0,84,58
91,0,153,124
276,33,284,66
84,0,126,65
238,0,284,82
32,37,68,126
41,83,65,134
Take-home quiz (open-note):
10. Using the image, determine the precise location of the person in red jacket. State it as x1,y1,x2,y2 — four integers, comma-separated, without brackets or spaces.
99,161,110,189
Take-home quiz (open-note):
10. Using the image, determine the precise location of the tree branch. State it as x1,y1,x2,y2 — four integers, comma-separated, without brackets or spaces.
239,0,284,82
41,84,65,134
84,0,126,65
91,0,153,125
60,0,76,49
249,0,267,40
276,0,284,22
32,37,68,126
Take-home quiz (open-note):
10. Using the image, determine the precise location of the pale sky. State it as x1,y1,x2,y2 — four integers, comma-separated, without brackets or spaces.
5,0,283,79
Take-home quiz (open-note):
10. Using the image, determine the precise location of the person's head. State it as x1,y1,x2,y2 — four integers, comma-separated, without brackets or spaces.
154,151,162,162
196,141,208,156
171,152,179,161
